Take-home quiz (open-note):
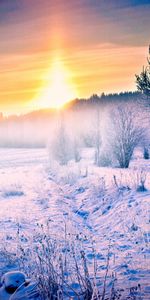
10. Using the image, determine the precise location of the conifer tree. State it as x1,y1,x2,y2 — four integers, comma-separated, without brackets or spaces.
136,45,150,101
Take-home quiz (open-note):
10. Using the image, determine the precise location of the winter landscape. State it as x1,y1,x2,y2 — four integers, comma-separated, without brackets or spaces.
0,1,150,299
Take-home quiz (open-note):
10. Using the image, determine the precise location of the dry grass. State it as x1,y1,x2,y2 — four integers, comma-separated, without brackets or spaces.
13,223,143,300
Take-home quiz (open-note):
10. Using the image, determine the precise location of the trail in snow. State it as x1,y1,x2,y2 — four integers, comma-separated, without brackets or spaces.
0,148,149,298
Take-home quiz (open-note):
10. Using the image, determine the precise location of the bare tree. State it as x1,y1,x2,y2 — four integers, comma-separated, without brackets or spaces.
73,138,81,162
111,106,144,168
50,116,73,165
94,108,102,166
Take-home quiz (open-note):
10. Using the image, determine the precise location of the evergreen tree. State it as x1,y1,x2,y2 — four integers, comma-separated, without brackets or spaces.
136,46,150,100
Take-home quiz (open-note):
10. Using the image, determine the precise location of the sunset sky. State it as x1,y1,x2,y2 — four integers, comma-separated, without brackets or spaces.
0,0,150,114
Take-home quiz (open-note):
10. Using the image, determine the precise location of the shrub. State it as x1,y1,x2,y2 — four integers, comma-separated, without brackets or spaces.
136,170,147,192
143,147,149,160
98,151,112,167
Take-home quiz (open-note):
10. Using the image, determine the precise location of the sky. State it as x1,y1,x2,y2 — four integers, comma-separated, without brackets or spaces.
0,0,150,114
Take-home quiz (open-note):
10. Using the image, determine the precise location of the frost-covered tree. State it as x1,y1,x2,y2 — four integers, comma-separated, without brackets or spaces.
73,138,81,162
50,118,73,165
111,106,144,168
94,108,102,166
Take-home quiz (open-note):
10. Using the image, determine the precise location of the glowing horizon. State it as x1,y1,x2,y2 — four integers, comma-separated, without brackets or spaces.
0,0,150,114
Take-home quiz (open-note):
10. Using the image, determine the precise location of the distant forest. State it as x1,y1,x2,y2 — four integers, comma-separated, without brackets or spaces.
0,91,144,122
67,91,142,109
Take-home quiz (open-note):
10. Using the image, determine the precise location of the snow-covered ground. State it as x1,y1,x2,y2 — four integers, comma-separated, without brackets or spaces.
0,148,149,299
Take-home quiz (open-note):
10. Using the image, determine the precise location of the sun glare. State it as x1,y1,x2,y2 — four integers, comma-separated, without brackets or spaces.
34,60,77,110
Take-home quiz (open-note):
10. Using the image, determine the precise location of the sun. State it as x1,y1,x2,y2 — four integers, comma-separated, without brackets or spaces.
33,59,77,110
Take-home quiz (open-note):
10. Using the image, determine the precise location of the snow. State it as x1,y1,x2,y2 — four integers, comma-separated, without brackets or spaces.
0,147,149,298
0,271,38,300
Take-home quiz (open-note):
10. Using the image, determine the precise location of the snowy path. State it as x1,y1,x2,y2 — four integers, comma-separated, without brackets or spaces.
0,148,149,298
